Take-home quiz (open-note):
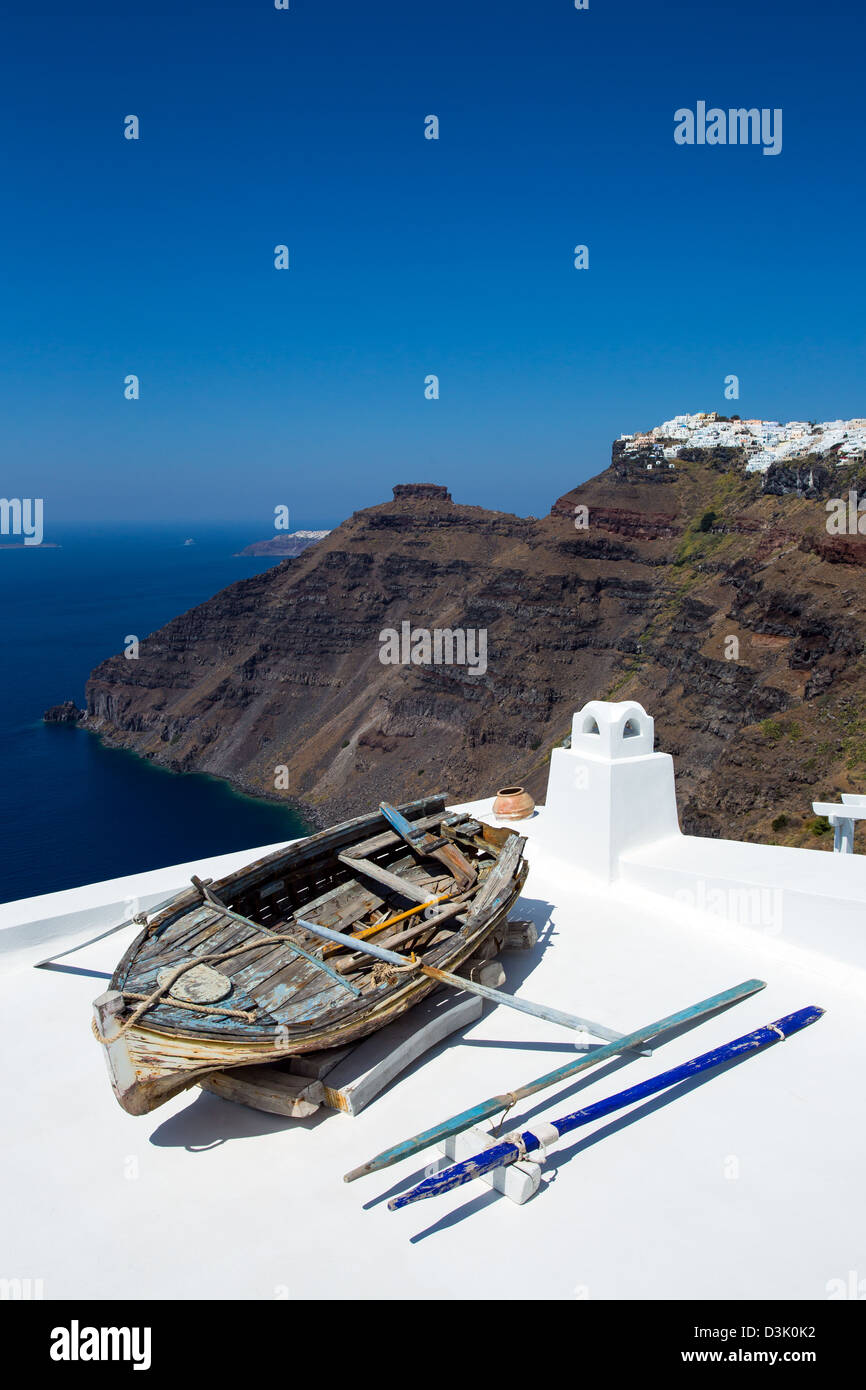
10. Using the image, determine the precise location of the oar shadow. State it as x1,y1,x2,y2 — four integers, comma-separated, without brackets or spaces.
35,963,112,981
362,1159,445,1210
460,1038,600,1054
407,1185,500,1242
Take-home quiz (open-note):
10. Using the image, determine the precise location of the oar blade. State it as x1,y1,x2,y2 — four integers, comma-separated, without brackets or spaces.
388,1139,519,1210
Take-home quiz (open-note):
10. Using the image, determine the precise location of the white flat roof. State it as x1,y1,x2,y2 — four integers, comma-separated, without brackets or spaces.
1,800,861,1299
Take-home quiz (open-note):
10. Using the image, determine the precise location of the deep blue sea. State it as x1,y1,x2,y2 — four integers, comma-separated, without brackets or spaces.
0,523,335,906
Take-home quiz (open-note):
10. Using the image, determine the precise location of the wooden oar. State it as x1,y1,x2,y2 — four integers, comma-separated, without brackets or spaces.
320,891,453,958
295,916,639,1050
343,978,766,1182
379,801,476,889
387,1004,824,1209
331,900,470,974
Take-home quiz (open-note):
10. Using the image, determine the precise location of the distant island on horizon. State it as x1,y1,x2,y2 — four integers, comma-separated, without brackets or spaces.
234,529,331,558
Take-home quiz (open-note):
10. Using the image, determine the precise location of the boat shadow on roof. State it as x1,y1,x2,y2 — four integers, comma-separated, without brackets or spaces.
148,1088,331,1150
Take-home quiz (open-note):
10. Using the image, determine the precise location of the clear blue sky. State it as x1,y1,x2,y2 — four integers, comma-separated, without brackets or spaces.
1,0,863,526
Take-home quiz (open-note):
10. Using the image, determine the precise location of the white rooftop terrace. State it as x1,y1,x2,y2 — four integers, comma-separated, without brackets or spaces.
1,701,863,1300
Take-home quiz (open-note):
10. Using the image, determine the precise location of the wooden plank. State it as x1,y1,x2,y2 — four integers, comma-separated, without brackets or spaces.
462,835,526,926
321,991,483,1116
195,880,360,996
337,854,434,903
378,802,476,888
135,905,223,962
503,919,538,951
250,960,351,1020
224,943,289,987
167,920,248,965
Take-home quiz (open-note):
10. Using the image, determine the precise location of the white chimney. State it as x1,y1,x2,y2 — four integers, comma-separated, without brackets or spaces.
541,700,681,882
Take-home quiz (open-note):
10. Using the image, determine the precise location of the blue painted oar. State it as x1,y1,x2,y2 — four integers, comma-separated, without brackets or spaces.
295,916,638,1047
344,977,765,1182
387,1004,823,1209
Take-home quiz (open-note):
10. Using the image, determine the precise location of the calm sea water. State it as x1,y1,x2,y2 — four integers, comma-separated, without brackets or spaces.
0,523,334,906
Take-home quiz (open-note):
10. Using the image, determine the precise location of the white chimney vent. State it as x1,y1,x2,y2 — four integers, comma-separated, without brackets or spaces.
571,700,655,760
542,700,680,883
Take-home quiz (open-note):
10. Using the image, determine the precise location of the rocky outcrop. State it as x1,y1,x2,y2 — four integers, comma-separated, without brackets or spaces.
81,446,866,849
391,484,452,502
762,456,834,498
43,701,84,723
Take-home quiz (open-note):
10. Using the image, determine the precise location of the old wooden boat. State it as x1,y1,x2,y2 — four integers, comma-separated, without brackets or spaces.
92,795,528,1115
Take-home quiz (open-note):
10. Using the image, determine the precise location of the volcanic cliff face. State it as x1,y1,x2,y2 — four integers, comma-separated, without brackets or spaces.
83,450,866,848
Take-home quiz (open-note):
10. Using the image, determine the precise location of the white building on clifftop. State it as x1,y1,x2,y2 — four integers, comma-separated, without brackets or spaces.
619,413,866,471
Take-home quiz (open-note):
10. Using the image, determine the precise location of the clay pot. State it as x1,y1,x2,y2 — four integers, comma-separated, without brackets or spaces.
492,785,535,820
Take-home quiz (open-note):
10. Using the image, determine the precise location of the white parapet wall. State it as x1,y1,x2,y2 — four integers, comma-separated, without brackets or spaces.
0,839,296,972
537,699,866,974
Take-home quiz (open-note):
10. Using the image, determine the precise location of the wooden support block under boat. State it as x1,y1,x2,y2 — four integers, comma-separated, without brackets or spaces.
463,958,507,988
199,1066,324,1118
503,919,538,952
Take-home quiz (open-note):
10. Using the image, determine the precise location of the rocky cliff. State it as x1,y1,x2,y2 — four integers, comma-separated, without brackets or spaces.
81,442,866,848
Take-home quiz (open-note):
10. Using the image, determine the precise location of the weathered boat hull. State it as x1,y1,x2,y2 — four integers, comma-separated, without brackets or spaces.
93,796,528,1116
